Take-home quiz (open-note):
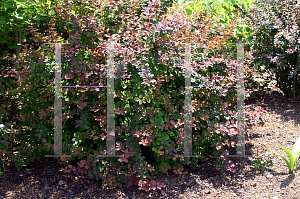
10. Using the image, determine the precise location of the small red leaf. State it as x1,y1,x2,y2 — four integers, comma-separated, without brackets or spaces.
150,181,156,187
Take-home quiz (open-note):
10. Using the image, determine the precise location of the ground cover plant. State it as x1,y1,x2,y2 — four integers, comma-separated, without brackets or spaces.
0,0,268,192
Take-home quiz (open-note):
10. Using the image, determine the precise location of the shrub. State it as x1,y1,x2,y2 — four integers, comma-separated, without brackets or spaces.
241,0,300,100
1,0,268,192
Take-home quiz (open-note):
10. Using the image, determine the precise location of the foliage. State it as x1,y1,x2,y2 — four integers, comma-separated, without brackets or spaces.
242,0,300,99
172,0,259,44
171,0,268,98
0,0,59,54
0,0,268,191
264,135,300,174
0,0,65,127
250,149,273,171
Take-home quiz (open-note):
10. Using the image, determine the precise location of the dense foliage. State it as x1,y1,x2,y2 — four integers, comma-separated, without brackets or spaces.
0,0,64,127
241,0,300,100
172,0,257,44
171,0,270,97
0,0,60,57
1,0,268,191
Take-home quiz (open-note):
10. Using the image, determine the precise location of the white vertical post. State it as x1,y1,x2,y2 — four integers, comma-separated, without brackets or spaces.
105,41,116,157
46,43,70,158
98,40,121,157
228,42,251,158
236,43,246,156
183,43,192,157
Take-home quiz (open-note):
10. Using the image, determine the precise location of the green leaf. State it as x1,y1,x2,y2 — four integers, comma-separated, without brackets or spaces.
165,134,169,140
263,144,292,172
230,0,237,5
158,117,164,125
222,1,229,10
4,1,16,8
5,7,16,14
0,18,8,24
152,147,157,152
0,11,8,16
185,7,192,15
277,144,295,172
168,131,175,137
243,1,248,11
116,101,121,107
158,112,162,117
291,136,300,165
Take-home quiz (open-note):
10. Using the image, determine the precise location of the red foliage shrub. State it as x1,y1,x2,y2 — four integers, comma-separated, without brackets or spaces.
0,0,269,191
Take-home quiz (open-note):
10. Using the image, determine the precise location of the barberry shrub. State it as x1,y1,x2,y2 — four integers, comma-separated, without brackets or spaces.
241,0,300,100
1,0,268,191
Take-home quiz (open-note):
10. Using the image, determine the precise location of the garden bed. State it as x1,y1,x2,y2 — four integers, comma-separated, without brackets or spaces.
1,86,300,198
